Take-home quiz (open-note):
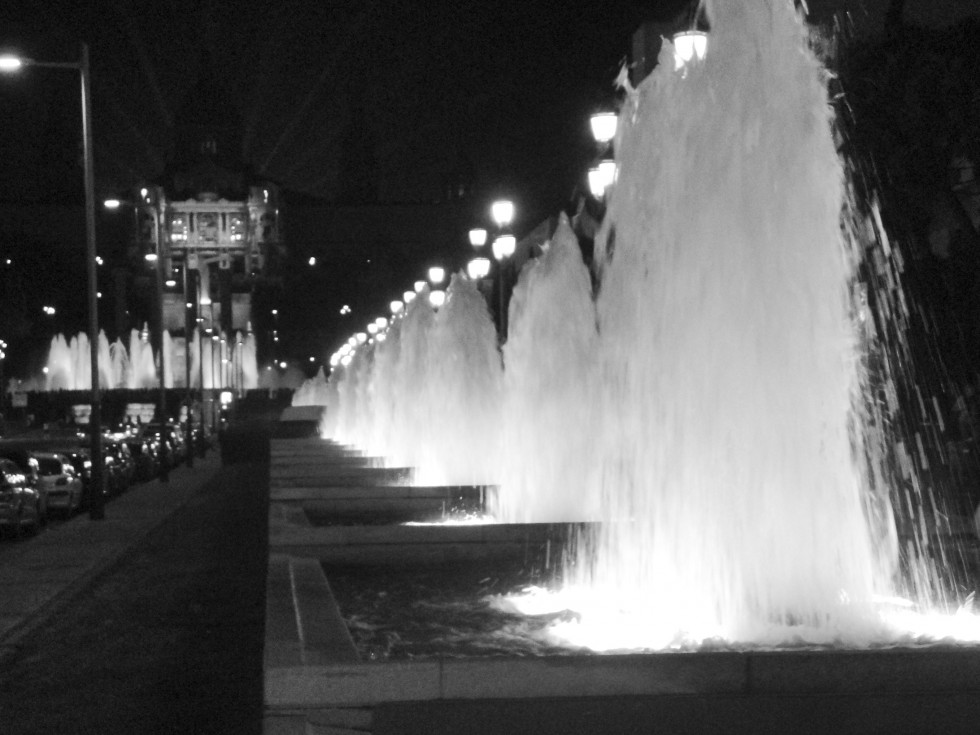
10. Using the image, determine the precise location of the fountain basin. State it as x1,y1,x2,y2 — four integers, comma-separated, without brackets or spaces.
272,486,486,524
270,502,575,564
265,552,980,734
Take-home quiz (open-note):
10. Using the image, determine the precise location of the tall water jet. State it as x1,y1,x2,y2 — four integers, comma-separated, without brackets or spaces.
292,367,332,407
559,0,893,647
385,290,436,469
366,315,402,454
45,334,73,391
128,326,157,389
421,273,502,485
495,215,599,522
240,331,259,390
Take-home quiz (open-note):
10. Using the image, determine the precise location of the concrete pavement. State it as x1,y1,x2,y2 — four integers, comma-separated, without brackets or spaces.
0,451,223,662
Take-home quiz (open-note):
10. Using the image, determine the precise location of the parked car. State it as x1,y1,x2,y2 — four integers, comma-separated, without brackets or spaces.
0,457,42,536
125,437,160,482
141,423,184,467
52,448,95,509
33,452,84,518
104,440,136,489
0,449,47,521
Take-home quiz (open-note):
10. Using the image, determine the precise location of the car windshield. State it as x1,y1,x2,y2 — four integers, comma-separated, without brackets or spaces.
38,458,63,475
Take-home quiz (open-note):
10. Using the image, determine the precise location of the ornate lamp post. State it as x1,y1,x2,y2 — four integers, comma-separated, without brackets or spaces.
1,45,105,518
490,199,515,341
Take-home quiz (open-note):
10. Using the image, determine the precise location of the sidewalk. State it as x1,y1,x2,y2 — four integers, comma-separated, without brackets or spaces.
0,451,223,662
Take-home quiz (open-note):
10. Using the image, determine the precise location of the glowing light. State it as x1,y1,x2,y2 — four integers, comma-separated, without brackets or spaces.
390,300,404,314
428,266,446,285
367,323,379,335
103,198,121,210
467,256,491,280
414,280,426,293
429,289,446,308
375,317,388,329
308,256,316,266
340,355,352,367
403,291,416,304
199,295,212,306
144,253,158,262
469,228,488,247
356,332,367,345
492,234,516,262
0,55,24,72
588,168,606,198
220,390,233,405
673,30,708,70
491,199,514,227
590,112,617,144
598,159,617,190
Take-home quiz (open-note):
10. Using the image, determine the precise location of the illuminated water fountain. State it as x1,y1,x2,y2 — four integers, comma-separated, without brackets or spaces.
320,0,980,653
39,326,259,391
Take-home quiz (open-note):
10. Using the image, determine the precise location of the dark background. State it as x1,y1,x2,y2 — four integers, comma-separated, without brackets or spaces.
0,0,977,378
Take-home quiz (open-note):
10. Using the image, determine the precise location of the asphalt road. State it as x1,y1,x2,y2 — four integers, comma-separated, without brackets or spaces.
0,456,268,734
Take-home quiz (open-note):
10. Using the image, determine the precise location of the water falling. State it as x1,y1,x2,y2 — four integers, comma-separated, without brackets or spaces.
323,0,980,649
39,325,257,392
293,367,332,406
421,273,502,485
494,214,599,522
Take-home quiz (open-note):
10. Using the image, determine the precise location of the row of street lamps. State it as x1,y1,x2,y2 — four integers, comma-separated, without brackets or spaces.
1,45,106,520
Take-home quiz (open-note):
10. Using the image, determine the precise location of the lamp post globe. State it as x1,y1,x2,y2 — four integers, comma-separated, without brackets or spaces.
491,200,514,229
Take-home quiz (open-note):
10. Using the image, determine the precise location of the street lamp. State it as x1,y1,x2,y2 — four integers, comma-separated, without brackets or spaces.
491,200,514,229
673,30,708,70
492,234,516,342
429,290,446,309
589,112,617,144
488,199,515,342
468,228,488,248
1,44,105,519
467,256,491,280
427,266,446,286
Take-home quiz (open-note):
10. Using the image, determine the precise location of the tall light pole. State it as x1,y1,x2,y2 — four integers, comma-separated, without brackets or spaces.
1,45,105,519
490,199,515,342
143,190,169,482
182,264,194,468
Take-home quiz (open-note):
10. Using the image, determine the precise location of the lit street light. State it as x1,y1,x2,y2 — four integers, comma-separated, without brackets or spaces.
429,290,446,309
491,200,514,229
673,30,708,70
427,266,446,286
468,228,488,248
589,112,618,144
0,44,105,519
467,256,491,280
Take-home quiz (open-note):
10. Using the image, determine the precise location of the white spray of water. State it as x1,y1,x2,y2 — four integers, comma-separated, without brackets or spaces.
494,214,599,522
40,326,257,391
421,274,502,485
293,367,332,406
558,0,891,645
321,0,980,648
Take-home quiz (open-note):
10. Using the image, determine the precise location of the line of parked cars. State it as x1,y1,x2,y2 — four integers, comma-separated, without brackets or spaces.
0,420,199,537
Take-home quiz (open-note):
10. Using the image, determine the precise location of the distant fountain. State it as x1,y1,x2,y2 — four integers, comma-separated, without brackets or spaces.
38,323,258,392
292,367,331,407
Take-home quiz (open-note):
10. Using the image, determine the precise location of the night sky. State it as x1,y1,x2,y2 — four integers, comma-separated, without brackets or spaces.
0,0,696,212
0,0,976,374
